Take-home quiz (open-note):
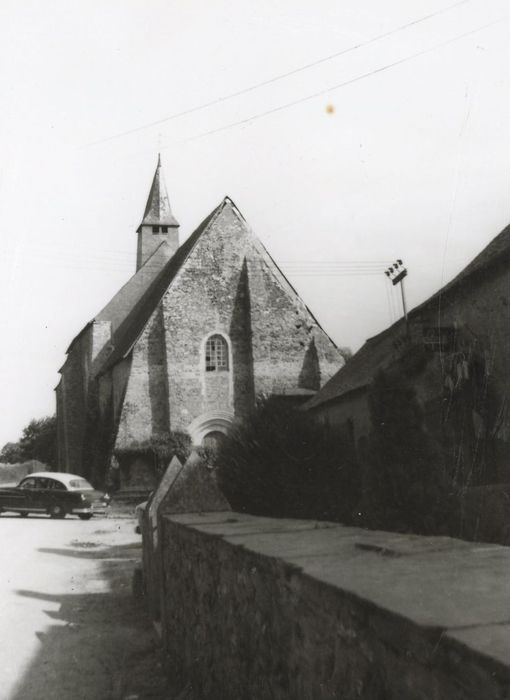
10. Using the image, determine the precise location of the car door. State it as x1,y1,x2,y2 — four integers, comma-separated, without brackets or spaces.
45,478,70,511
0,482,29,511
14,477,38,512
27,477,50,512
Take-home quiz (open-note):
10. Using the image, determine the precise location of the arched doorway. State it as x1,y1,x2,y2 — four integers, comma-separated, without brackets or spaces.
202,430,227,451
188,410,234,446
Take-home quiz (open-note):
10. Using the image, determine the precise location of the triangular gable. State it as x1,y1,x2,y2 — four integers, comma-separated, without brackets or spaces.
101,196,338,373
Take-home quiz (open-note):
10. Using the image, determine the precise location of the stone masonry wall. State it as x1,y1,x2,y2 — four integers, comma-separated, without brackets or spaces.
161,202,342,434
108,201,343,451
57,326,94,474
115,307,169,449
159,512,510,700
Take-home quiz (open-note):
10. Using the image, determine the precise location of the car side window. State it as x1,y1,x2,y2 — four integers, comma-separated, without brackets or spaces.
20,478,36,489
47,479,66,491
34,478,49,489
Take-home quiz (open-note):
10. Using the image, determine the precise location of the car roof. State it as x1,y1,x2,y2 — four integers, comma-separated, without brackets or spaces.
23,472,91,486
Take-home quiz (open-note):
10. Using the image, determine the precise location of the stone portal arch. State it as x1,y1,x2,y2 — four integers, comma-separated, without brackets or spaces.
202,431,227,451
187,410,234,446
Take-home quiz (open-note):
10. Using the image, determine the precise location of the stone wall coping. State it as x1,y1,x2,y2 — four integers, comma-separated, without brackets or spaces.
165,511,510,672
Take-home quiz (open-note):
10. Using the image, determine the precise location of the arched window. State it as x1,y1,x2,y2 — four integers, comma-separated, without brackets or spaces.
205,334,229,372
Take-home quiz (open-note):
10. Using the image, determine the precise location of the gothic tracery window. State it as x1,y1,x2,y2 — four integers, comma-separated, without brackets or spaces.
205,334,229,372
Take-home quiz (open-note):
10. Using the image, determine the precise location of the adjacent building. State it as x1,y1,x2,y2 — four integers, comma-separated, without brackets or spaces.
307,223,510,486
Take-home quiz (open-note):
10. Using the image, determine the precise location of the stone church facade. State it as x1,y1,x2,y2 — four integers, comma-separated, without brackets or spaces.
56,158,344,488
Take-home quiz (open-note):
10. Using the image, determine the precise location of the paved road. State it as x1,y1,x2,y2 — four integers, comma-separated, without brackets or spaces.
0,513,164,700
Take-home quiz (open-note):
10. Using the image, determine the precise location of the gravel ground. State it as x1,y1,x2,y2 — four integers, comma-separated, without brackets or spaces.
0,514,170,699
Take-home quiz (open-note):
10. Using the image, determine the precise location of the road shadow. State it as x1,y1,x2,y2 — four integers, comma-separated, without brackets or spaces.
9,540,168,700
0,514,53,519
37,542,140,560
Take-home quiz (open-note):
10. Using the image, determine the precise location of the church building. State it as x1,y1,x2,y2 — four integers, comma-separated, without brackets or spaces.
56,158,344,489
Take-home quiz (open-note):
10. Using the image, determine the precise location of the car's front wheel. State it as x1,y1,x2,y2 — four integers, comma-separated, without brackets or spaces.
78,514,93,521
48,504,66,519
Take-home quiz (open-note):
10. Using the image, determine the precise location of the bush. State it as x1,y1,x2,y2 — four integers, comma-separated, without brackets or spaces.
362,369,450,534
216,396,360,521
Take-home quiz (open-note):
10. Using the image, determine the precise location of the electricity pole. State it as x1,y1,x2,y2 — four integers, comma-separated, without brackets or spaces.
385,259,408,323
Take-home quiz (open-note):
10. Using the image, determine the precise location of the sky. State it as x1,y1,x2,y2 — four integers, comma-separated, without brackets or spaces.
1,0,510,446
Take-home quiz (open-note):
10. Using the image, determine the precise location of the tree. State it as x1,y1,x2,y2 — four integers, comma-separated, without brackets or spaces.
0,415,57,468
216,396,360,521
0,442,24,464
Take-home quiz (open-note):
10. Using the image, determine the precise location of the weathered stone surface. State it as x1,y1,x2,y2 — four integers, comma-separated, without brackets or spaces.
142,454,231,622
159,513,510,699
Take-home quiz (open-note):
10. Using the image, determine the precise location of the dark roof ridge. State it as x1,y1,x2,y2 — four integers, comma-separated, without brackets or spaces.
409,221,510,318
94,240,172,323
64,241,173,357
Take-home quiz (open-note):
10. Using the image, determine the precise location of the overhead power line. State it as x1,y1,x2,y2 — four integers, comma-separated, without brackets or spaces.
2,243,391,267
88,0,469,146
1,248,392,276
176,14,507,145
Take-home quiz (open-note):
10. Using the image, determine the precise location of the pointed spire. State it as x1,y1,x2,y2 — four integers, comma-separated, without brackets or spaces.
139,155,179,228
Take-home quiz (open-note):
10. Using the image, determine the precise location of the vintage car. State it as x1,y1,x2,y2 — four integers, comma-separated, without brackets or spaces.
0,471,111,519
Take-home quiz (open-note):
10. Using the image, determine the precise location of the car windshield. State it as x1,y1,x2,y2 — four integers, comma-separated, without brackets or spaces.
68,478,94,491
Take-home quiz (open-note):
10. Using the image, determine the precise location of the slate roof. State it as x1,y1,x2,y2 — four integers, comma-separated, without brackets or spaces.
306,221,510,410
305,320,405,409
94,242,174,333
139,154,179,229
419,222,510,309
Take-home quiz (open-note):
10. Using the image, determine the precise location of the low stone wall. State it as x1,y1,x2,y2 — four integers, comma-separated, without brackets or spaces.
141,455,230,622
159,512,510,699
458,484,510,545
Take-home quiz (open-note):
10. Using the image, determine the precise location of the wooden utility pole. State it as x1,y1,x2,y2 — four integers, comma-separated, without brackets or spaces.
385,259,408,322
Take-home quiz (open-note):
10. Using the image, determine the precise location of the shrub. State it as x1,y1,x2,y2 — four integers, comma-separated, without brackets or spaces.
216,396,360,521
363,369,449,534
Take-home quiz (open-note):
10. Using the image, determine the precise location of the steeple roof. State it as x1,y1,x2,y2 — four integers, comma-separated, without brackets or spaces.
139,155,179,229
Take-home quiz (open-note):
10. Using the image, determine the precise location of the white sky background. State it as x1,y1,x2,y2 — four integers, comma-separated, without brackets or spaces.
1,0,509,446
